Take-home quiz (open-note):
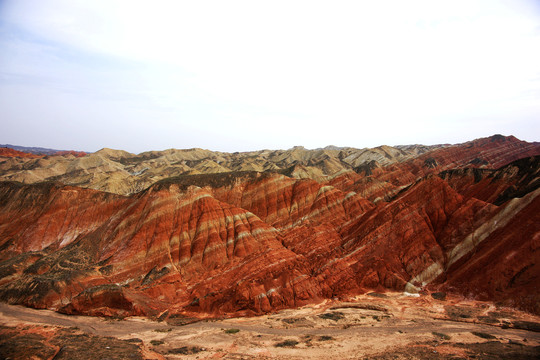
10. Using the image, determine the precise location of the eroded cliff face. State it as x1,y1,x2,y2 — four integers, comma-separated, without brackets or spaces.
0,136,538,319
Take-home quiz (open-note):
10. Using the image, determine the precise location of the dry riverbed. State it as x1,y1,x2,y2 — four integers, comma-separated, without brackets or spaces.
1,292,539,359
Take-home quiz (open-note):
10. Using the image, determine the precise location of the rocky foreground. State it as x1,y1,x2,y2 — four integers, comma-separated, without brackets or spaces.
0,135,538,323
1,292,539,359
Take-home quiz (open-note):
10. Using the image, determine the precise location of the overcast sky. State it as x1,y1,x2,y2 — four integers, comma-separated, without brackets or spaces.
1,1,539,153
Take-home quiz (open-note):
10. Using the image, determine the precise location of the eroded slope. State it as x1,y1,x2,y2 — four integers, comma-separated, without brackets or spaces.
0,135,538,319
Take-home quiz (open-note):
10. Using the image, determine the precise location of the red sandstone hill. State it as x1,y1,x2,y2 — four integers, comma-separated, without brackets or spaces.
0,147,41,158
0,136,538,320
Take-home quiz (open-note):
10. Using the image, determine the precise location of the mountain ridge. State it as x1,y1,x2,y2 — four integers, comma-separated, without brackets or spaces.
1,134,537,196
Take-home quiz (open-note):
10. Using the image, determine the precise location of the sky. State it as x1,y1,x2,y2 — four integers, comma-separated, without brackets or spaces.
1,0,539,153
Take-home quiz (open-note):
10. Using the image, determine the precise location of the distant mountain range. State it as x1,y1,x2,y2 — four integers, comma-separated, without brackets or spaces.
0,144,90,155
0,139,447,195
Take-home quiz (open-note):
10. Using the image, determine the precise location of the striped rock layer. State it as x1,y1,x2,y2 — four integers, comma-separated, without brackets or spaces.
0,135,539,319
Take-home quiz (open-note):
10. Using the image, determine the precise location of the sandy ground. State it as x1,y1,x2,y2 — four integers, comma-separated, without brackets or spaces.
1,292,540,359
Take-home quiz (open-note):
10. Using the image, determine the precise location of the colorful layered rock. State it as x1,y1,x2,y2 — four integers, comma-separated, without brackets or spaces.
0,136,538,318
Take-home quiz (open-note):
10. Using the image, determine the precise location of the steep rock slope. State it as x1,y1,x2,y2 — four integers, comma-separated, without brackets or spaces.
0,180,293,316
442,186,540,313
0,136,538,318
434,156,540,313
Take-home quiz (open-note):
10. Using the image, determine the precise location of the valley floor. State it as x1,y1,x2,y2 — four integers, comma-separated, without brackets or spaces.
1,292,539,359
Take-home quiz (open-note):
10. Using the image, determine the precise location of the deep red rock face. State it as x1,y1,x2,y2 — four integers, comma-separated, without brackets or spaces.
442,187,540,314
0,182,127,258
0,136,539,318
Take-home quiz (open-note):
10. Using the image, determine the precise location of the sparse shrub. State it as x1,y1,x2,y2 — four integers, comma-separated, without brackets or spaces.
445,305,475,319
275,340,299,348
367,292,388,298
478,316,499,324
168,346,204,354
318,312,344,321
319,335,334,341
432,331,451,340
153,328,172,333
224,328,240,334
150,340,164,346
472,331,496,339
125,338,142,343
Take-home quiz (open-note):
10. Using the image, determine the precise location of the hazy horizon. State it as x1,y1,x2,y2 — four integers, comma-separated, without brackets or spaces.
1,1,539,153
1,133,533,156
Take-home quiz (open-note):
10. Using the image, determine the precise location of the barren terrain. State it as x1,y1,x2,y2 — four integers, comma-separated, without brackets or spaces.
1,136,539,359
2,292,539,359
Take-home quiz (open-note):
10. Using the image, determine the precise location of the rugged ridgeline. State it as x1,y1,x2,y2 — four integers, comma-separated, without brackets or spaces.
0,142,443,195
0,135,539,320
